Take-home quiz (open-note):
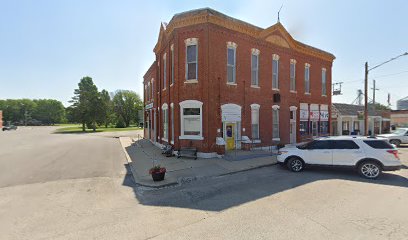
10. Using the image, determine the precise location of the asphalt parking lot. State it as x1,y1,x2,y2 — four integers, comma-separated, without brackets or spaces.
0,127,407,240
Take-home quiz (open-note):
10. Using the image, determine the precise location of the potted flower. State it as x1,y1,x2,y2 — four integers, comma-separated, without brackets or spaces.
149,165,166,181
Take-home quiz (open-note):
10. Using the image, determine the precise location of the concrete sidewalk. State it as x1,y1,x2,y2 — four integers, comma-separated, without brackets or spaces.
119,137,277,188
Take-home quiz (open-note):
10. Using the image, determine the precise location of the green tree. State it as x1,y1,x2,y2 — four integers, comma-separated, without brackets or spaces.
99,89,113,128
69,76,102,132
32,99,65,125
112,90,142,127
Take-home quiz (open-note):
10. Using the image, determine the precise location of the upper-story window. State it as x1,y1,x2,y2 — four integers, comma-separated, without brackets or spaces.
171,44,174,85
227,42,237,84
322,68,327,96
290,59,296,92
251,48,260,87
151,79,154,101
305,63,311,94
272,54,279,89
185,38,198,81
163,53,167,90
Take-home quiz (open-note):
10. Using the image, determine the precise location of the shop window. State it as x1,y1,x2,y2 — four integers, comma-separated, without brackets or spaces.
300,121,309,135
320,121,329,135
179,100,203,140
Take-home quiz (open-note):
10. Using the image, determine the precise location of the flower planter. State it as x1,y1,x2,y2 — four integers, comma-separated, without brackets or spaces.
151,171,165,181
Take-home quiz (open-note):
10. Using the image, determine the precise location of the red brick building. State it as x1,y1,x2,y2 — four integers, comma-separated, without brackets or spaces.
143,8,335,157
0,110,2,129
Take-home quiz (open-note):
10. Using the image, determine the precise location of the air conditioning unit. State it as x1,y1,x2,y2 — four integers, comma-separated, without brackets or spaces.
273,93,281,103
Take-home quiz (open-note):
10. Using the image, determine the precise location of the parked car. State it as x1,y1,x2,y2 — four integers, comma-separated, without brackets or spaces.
377,128,408,147
277,136,402,179
2,125,18,131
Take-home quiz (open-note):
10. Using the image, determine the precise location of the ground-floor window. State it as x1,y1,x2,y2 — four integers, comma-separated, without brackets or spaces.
300,121,309,135
171,104,174,143
320,121,329,135
162,104,168,141
251,104,260,139
179,100,203,140
272,108,279,139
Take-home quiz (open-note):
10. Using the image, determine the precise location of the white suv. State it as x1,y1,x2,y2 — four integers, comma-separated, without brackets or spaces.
277,136,402,179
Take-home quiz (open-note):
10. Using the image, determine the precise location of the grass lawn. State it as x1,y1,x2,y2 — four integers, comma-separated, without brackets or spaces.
55,124,143,133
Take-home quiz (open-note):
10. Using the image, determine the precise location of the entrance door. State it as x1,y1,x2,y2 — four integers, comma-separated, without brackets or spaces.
290,122,296,144
226,123,236,150
312,121,318,137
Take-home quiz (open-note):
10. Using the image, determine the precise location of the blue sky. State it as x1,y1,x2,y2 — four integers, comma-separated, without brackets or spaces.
0,0,407,108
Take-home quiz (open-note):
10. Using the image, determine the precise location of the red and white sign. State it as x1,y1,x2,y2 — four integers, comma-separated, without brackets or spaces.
310,111,320,120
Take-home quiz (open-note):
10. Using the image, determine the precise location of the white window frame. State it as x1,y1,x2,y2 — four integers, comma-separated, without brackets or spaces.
170,103,174,144
322,68,327,96
227,42,237,84
272,105,280,141
290,59,296,92
170,45,174,86
251,48,260,87
251,104,260,140
162,103,168,142
163,53,167,90
272,54,279,90
179,100,203,140
185,38,198,82
305,63,311,94
151,79,154,101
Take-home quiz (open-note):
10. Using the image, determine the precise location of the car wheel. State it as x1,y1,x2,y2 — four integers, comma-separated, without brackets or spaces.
287,157,304,172
389,139,401,147
358,161,382,179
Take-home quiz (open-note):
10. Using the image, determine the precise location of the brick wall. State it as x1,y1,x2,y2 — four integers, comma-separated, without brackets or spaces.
143,9,334,153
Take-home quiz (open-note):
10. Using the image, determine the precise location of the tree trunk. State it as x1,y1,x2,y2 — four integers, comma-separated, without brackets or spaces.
93,121,96,132
82,122,85,132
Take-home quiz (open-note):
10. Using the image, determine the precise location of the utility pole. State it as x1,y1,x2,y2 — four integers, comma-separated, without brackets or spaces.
364,62,368,136
370,80,379,136
363,52,408,136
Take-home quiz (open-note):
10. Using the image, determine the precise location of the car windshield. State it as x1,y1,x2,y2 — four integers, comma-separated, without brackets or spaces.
392,129,407,135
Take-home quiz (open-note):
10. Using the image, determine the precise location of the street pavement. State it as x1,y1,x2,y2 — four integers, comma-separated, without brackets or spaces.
0,127,407,240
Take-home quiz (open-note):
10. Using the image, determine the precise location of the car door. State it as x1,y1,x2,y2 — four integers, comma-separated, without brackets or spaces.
303,140,333,165
331,140,364,166
402,130,408,143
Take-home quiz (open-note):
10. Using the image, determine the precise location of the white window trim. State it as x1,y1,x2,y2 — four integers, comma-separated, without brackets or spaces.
290,59,296,92
162,103,168,142
170,103,174,144
272,54,279,90
272,106,280,141
322,67,327,97
227,44,237,84
251,48,260,87
305,63,311,94
185,38,198,82
170,44,174,87
163,53,167,90
251,104,260,140
179,100,203,140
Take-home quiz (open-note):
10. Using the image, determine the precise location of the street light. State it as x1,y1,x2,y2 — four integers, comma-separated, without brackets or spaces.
364,52,408,136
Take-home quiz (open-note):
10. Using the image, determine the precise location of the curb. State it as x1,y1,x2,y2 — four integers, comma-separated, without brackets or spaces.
118,137,278,189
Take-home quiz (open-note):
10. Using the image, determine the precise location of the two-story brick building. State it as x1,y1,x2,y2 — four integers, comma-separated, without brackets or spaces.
143,8,335,157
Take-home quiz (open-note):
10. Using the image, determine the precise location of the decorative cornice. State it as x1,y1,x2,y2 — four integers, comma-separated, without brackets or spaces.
153,9,335,62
